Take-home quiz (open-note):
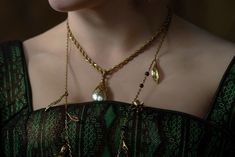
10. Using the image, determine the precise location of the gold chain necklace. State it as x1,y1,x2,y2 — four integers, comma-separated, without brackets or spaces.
67,12,171,101
45,8,172,157
117,10,172,156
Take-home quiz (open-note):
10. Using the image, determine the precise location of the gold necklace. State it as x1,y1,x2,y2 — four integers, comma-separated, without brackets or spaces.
45,8,172,157
67,12,171,101
117,10,172,156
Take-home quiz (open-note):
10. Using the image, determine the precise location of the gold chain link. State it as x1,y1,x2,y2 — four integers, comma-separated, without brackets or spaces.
67,12,171,77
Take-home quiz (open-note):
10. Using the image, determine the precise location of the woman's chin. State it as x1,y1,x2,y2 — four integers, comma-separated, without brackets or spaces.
48,0,106,12
48,0,77,12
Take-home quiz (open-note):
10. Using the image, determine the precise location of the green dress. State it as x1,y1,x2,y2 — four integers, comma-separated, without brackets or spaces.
0,41,235,157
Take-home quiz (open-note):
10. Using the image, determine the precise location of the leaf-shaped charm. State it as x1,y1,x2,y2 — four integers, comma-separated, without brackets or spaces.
151,60,160,84
45,92,68,111
58,144,69,157
67,112,80,122
92,82,107,101
122,141,129,157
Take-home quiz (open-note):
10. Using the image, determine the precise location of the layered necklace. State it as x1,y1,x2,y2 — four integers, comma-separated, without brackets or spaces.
45,8,172,157
67,16,167,101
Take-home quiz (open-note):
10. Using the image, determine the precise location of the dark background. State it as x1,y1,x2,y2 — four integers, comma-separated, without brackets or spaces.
0,0,235,42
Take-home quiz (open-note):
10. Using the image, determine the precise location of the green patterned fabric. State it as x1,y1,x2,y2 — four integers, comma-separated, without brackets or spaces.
0,41,235,157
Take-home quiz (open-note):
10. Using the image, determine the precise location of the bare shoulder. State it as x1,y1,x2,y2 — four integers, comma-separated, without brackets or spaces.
22,21,67,77
23,21,66,60
171,15,235,101
172,15,235,74
22,21,68,110
172,15,235,55
143,16,235,116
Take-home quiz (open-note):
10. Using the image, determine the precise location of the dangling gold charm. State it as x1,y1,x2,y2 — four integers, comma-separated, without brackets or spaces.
66,112,80,122
92,80,107,101
121,140,129,157
45,92,68,111
132,99,144,112
151,60,160,84
58,144,69,157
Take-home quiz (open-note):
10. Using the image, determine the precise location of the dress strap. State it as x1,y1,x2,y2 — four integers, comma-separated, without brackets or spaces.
0,41,32,127
206,56,235,134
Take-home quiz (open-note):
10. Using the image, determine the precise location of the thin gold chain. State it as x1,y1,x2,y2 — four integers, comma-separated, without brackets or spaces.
116,10,172,156
59,9,172,157
133,25,169,102
132,9,172,101
67,12,171,77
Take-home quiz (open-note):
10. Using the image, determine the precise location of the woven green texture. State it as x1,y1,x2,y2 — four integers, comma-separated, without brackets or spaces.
1,41,235,157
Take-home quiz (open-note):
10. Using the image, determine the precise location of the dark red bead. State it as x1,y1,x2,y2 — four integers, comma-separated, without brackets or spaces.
145,71,149,76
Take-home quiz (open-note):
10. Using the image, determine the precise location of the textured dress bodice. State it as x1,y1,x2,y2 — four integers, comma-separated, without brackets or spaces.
1,41,235,157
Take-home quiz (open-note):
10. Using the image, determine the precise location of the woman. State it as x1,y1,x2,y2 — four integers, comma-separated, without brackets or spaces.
1,0,235,156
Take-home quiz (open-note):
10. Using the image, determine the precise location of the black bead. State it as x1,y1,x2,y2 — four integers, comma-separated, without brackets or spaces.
145,71,149,76
139,84,144,88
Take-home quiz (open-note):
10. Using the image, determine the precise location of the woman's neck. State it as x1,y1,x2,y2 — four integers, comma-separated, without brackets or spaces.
67,0,168,55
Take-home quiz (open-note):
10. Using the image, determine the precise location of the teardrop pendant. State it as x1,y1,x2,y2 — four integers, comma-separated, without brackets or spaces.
92,81,107,101
151,60,160,83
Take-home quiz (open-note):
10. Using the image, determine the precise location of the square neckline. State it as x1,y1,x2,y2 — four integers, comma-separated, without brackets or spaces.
20,41,235,121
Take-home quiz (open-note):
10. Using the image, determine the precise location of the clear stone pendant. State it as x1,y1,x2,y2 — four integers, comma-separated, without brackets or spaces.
92,81,107,101
151,60,160,83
